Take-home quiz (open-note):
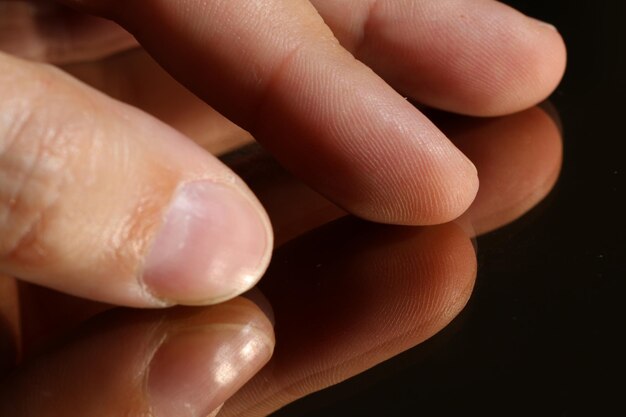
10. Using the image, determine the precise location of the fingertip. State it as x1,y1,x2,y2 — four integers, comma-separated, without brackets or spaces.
352,144,479,226
481,15,567,117
446,14,567,117
141,181,274,307
407,153,479,226
355,0,568,117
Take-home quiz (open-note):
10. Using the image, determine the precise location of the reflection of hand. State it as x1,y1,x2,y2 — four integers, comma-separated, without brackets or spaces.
0,106,562,416
222,106,563,416
0,0,565,308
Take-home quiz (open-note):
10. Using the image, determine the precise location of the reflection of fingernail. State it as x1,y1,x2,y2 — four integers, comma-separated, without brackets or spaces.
142,181,273,305
528,16,558,32
148,324,274,417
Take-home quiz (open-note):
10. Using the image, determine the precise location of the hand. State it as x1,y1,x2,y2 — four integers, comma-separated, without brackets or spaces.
0,0,566,308
0,105,563,416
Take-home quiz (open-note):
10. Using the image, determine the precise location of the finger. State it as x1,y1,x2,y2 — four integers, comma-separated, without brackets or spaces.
0,297,274,417
60,0,479,225
312,0,567,116
221,219,476,416
0,0,138,63
0,52,273,307
63,49,255,155
221,105,563,245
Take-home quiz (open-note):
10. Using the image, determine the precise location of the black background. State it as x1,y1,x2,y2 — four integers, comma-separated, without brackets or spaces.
271,1,626,416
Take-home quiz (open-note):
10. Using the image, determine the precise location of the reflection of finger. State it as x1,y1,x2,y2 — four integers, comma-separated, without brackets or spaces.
0,52,272,307
443,106,563,235
222,219,476,417
312,0,566,116
63,49,254,155
0,298,274,417
0,1,137,63
61,0,478,225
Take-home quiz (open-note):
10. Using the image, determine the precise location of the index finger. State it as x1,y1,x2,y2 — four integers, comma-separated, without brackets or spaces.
59,0,478,225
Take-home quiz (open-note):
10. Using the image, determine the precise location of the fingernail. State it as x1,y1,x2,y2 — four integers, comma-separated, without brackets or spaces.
142,181,272,305
528,16,558,32
148,324,274,417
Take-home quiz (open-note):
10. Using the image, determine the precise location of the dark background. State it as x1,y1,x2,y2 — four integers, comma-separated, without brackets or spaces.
271,1,626,415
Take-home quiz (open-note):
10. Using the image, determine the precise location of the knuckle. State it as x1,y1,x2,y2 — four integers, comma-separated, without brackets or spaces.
0,72,87,265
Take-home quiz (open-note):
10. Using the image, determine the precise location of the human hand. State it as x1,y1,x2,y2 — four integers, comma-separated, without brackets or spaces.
0,105,563,416
0,0,566,308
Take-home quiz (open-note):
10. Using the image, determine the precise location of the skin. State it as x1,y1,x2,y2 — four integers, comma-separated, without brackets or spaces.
0,0,566,308
0,0,566,415
0,104,563,416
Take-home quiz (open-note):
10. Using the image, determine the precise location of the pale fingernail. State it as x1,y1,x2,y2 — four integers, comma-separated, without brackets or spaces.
142,181,272,305
148,324,273,417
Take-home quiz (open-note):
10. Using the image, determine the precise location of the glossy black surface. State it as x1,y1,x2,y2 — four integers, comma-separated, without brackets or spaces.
268,1,626,415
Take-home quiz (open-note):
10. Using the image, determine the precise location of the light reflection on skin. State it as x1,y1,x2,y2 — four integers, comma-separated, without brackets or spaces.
213,325,268,387
214,346,238,386
239,335,265,361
